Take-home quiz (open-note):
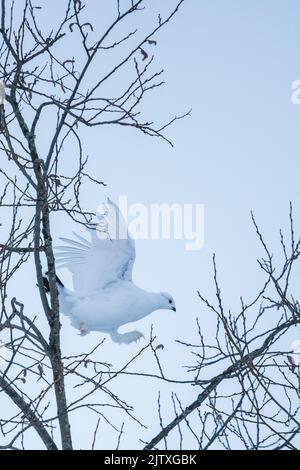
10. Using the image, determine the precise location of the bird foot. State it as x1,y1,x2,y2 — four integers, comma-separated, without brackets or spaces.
78,322,90,336
130,331,144,343
110,329,144,344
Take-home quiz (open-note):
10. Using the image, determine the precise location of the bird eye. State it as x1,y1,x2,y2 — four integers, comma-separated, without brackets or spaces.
169,299,172,304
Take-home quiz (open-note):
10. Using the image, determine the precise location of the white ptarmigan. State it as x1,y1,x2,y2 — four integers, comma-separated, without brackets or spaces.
44,199,176,344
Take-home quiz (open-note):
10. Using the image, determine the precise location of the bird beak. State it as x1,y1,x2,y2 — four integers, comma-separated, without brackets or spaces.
172,307,176,312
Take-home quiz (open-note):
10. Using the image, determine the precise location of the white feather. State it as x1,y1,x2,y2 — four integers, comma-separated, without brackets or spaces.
54,198,176,344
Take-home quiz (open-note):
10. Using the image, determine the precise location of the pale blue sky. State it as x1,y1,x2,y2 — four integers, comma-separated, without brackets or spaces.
2,0,300,449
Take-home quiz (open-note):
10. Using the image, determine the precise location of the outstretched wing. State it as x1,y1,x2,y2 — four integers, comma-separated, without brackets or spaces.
55,199,135,295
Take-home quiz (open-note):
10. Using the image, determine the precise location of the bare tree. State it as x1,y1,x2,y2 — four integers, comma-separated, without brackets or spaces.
0,0,300,451
0,0,189,450
144,207,300,450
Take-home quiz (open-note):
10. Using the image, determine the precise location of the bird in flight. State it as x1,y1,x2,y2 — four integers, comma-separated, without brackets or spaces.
43,199,176,344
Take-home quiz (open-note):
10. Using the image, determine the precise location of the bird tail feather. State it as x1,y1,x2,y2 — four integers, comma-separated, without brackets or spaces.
42,272,64,294
42,272,74,317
